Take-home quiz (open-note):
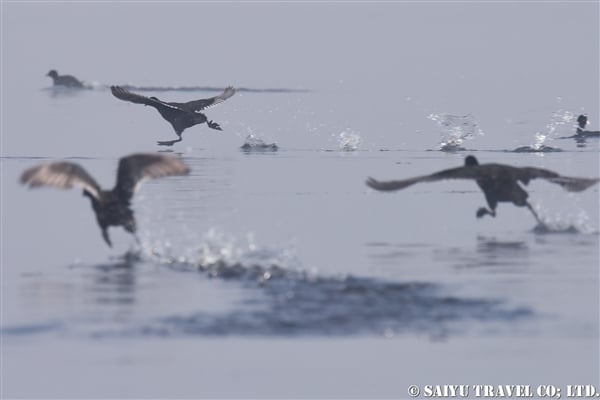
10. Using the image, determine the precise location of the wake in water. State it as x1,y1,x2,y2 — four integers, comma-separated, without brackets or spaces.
82,228,532,338
44,84,309,94
120,85,310,93
513,109,574,153
428,113,484,151
136,275,530,337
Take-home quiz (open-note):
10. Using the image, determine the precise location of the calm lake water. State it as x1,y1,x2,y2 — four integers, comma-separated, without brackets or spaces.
2,2,599,399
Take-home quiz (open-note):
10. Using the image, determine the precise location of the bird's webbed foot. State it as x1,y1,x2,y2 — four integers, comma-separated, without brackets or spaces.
157,138,182,146
476,207,496,218
207,120,223,131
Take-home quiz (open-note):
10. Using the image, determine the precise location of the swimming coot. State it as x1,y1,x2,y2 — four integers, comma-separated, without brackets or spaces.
46,70,85,88
576,114,600,138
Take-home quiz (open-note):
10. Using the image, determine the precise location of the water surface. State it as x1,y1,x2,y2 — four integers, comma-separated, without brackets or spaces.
2,2,599,398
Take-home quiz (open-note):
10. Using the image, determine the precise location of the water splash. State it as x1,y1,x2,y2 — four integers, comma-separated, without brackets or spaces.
142,228,302,282
95,255,531,338
519,109,574,152
533,210,598,235
428,113,484,151
68,229,534,339
240,133,278,152
335,129,362,151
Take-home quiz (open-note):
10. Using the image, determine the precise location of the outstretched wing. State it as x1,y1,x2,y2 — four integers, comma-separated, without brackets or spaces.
111,85,172,109
184,86,236,112
545,176,599,192
514,167,559,184
20,162,102,199
366,165,479,192
516,167,599,192
115,153,190,202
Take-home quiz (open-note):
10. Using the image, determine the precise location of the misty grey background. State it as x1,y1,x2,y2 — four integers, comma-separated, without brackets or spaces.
2,1,599,398
4,1,599,156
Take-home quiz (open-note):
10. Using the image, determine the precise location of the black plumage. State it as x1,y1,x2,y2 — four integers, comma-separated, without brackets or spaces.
111,86,236,146
576,114,600,138
20,153,190,247
46,70,85,88
366,155,599,223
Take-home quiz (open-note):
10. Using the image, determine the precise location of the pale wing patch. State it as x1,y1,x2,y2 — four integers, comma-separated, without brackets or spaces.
192,86,236,112
131,157,190,194
20,162,102,199
115,153,190,201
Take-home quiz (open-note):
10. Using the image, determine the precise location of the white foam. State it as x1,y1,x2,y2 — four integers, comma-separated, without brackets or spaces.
336,129,362,151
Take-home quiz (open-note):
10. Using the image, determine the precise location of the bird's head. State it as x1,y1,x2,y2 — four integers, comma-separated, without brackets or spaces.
577,114,588,129
46,70,58,78
464,155,479,166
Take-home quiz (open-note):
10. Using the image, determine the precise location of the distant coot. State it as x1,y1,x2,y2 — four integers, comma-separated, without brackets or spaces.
111,86,236,146
20,153,190,247
366,155,599,223
576,114,600,138
46,70,85,88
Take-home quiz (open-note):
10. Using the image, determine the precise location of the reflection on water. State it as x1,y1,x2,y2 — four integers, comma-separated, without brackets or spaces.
95,257,530,338
138,276,529,338
42,86,90,99
512,145,562,153
130,234,527,337
42,84,310,95
435,239,530,270
3,240,532,339
85,256,139,306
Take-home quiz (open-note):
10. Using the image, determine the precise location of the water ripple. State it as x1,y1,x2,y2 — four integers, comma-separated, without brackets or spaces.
89,234,533,338
125,272,530,337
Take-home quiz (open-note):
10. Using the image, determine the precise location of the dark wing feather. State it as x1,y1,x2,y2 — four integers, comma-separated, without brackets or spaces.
115,153,190,201
514,167,559,184
366,165,479,192
184,86,236,112
545,176,599,192
20,162,102,199
111,86,176,109
516,166,599,192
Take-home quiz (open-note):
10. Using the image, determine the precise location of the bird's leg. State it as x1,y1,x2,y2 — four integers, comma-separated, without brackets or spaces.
102,228,113,247
207,120,222,131
525,201,542,225
476,207,496,218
